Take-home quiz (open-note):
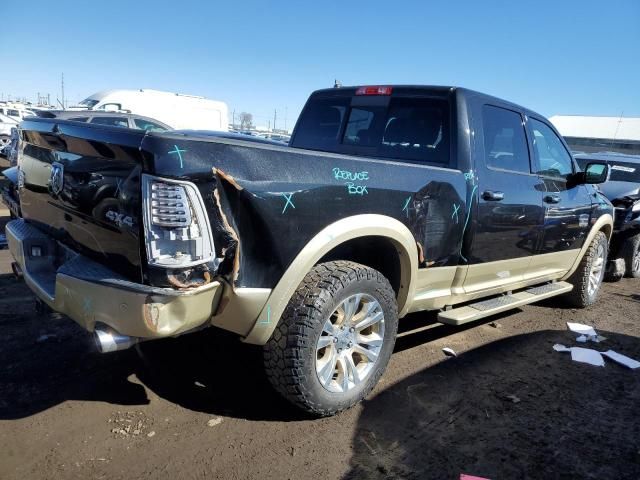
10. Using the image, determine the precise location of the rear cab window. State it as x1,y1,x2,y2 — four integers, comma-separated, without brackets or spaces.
291,89,452,167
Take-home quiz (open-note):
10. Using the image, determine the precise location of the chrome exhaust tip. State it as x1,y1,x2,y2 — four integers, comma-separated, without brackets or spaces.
11,262,23,279
94,327,140,353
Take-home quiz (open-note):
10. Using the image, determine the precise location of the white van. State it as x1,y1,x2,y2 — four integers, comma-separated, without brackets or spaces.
75,89,229,131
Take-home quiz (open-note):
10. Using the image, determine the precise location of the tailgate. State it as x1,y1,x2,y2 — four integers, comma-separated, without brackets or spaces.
18,118,146,281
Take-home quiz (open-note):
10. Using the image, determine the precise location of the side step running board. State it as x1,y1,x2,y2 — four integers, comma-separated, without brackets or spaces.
438,281,573,326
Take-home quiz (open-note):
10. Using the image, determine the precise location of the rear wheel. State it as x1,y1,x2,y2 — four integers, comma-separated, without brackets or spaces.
621,234,640,278
565,231,608,307
264,261,398,417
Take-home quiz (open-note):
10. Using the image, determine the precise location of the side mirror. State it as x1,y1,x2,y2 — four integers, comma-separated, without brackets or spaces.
572,162,609,186
583,162,609,184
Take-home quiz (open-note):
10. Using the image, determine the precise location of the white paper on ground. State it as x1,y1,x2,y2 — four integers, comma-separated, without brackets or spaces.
566,322,597,337
570,347,605,367
553,344,570,352
601,350,640,369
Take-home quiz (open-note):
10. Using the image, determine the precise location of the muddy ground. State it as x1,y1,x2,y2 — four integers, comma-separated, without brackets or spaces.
0,208,639,480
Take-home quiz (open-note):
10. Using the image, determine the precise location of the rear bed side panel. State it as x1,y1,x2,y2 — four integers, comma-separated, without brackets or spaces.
18,118,146,281
140,133,469,290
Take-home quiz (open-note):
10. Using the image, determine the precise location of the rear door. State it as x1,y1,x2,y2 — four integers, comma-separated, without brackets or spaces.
464,103,545,293
526,117,592,275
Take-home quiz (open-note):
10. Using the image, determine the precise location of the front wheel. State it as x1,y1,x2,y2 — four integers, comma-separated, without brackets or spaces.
565,231,608,307
621,234,640,278
264,261,398,417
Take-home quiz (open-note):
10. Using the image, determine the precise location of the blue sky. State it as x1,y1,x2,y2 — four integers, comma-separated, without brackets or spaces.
2,0,639,129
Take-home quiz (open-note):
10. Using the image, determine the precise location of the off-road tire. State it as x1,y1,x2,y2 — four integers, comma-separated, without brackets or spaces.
263,261,398,417
565,231,608,308
621,234,640,279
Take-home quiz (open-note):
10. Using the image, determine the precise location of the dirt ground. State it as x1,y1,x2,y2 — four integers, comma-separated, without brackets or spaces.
0,208,639,480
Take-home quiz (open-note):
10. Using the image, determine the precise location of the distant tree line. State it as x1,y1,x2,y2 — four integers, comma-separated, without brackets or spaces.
239,112,253,130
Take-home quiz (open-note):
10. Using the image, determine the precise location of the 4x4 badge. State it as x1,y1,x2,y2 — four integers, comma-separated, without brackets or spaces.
49,162,64,195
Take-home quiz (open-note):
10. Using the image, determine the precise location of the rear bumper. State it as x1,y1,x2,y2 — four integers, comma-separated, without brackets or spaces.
6,218,222,338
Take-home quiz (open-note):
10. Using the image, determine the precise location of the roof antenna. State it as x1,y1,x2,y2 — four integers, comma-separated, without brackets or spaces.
334,79,342,88
609,111,624,153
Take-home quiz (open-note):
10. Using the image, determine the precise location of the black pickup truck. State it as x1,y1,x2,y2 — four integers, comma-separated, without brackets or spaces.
6,85,613,416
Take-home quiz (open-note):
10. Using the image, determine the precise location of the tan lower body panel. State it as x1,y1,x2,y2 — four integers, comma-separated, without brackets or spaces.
524,249,579,280
407,266,458,312
211,286,271,336
408,251,580,312
460,256,532,295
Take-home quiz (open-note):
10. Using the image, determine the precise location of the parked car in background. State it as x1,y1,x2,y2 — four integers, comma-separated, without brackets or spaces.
575,152,640,279
4,127,20,165
0,113,18,154
35,110,171,132
0,104,35,122
70,89,229,131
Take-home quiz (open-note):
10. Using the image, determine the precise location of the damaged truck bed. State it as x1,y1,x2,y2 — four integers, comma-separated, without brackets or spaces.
7,85,614,415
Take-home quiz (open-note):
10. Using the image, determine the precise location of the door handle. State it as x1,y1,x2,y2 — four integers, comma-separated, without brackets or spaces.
544,194,561,204
482,190,504,201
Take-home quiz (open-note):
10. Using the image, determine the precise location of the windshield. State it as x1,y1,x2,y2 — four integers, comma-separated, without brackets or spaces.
79,98,100,108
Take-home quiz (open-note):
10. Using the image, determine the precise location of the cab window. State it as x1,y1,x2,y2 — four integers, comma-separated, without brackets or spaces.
482,105,531,174
133,118,168,132
89,116,129,128
293,95,450,165
529,118,574,178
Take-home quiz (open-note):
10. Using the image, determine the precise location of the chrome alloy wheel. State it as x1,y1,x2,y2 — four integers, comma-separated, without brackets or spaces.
315,294,385,393
588,243,606,296
633,249,640,274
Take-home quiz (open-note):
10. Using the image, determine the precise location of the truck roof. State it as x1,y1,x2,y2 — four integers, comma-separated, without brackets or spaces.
308,85,546,120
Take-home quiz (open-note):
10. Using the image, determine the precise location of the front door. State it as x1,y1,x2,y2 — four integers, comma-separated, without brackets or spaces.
526,117,593,277
464,104,545,293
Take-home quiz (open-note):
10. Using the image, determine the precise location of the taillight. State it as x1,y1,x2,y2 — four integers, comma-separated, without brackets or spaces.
142,174,215,268
150,182,192,227
355,86,393,96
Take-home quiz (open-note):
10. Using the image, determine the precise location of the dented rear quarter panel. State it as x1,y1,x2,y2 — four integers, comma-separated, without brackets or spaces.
141,133,471,290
